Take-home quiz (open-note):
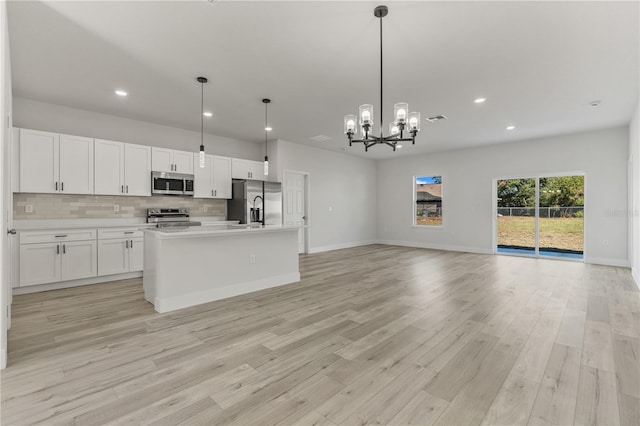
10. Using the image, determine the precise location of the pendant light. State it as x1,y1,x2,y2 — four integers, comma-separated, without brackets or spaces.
262,98,271,176
196,76,208,168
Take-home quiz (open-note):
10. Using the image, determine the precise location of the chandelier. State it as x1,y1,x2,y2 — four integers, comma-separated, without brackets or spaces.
344,5,421,152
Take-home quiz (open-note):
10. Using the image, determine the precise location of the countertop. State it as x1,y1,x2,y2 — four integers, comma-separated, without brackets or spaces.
14,217,238,231
145,224,301,239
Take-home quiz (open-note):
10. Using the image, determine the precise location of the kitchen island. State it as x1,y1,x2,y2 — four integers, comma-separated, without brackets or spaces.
143,225,300,313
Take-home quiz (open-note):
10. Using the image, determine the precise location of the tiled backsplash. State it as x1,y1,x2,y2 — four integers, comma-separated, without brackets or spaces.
13,193,226,219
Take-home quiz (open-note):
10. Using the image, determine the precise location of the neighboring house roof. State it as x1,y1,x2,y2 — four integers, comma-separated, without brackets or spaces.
416,183,442,202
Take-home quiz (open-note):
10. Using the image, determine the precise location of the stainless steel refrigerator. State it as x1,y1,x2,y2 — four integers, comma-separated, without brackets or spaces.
227,180,282,225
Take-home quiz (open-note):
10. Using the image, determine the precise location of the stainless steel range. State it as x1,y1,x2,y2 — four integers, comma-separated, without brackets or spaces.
147,208,201,228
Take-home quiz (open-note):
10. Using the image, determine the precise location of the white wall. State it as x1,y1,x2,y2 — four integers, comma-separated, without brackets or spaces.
12,97,262,161
274,139,377,252
377,126,629,267
1,0,13,369
630,101,639,286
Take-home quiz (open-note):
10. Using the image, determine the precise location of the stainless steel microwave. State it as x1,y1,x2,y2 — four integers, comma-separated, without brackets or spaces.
151,171,194,196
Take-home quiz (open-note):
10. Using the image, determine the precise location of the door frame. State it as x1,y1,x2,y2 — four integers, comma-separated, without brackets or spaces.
282,169,310,254
492,171,586,262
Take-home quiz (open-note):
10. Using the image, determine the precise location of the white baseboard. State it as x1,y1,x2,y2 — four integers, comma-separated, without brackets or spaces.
1,347,6,370
584,257,631,268
152,272,301,313
13,272,143,295
308,240,378,254
377,239,493,255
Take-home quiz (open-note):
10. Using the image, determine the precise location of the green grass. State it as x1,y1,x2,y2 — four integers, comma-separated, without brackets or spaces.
497,216,584,252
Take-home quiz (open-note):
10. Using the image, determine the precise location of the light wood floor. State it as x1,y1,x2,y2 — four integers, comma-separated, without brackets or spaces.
2,245,639,425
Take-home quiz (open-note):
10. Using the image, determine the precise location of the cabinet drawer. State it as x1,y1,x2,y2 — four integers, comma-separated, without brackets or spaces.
20,229,97,244
98,228,145,240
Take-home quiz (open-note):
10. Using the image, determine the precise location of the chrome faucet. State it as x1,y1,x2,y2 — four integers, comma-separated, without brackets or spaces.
252,195,264,223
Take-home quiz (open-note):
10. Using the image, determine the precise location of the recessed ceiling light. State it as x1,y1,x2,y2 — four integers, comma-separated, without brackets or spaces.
474,97,486,104
203,112,213,117
506,125,515,130
589,100,601,108
265,127,273,132
115,90,128,97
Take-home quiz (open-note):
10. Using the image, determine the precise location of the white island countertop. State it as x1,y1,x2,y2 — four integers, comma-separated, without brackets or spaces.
145,224,301,239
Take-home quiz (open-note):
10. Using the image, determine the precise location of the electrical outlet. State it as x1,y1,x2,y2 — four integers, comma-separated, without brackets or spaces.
328,206,333,212
203,206,208,213
114,205,120,212
25,204,33,213
249,254,256,264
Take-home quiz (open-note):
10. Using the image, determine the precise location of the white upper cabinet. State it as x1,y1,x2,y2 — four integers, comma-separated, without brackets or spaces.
19,129,94,194
193,154,214,198
194,155,232,199
95,140,151,196
59,134,94,194
248,161,266,181
173,150,193,174
152,147,193,174
19,129,59,193
124,143,151,196
212,155,232,198
232,158,265,181
231,158,249,179
94,139,124,195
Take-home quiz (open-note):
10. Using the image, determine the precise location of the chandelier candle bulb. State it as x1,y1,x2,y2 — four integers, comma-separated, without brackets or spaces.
409,112,421,132
359,104,374,125
344,114,357,135
394,103,409,123
389,123,399,135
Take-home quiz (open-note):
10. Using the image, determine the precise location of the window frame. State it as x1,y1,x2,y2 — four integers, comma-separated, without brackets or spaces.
413,174,444,228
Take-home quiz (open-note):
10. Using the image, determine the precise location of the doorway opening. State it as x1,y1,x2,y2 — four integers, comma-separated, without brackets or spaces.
495,175,584,260
283,170,309,254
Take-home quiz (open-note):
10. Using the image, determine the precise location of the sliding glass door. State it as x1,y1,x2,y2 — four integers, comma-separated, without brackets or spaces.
496,179,537,256
496,175,584,260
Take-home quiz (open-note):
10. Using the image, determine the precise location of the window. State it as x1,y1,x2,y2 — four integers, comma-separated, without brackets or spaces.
415,175,442,226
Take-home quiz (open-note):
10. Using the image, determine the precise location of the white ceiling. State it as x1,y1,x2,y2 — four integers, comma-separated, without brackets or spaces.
7,1,640,160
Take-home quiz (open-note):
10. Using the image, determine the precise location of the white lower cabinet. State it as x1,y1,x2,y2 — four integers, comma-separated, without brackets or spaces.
19,230,98,287
19,243,61,286
97,229,144,276
97,239,129,276
60,240,98,281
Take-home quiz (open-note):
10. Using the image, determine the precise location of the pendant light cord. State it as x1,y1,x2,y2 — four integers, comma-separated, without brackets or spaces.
200,81,204,150
379,13,383,139
265,101,268,154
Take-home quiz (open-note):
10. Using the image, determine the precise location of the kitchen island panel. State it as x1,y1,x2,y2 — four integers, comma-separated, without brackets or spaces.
143,227,300,313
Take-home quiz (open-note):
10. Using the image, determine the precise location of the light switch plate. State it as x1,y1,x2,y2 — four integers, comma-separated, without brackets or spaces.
25,204,33,213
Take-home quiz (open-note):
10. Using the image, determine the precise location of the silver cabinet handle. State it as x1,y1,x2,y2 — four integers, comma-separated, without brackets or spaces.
130,240,133,248
61,182,64,191
56,244,60,255
214,190,217,197
211,189,213,196
7,228,16,235
121,185,124,193
126,185,129,194
55,182,58,191
54,234,67,238
62,244,66,254
126,240,129,249
124,231,134,234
